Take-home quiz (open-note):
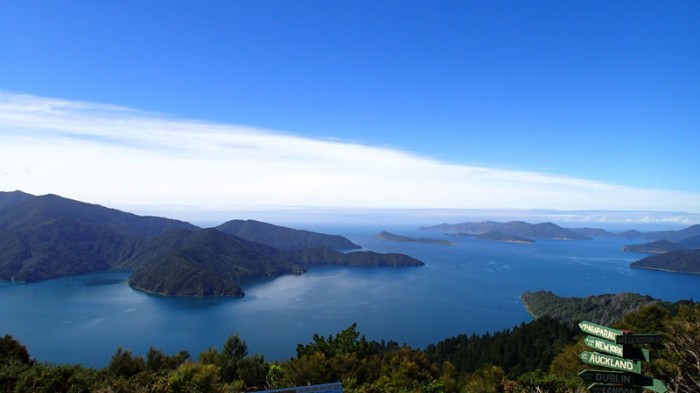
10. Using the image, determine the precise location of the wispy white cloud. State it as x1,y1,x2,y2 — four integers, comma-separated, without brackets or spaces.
1,92,699,215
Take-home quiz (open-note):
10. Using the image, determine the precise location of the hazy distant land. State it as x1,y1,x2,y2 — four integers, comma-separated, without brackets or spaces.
455,231,534,244
376,231,455,246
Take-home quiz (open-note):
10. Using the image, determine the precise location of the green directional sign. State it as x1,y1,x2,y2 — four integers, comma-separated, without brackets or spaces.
584,335,624,357
580,351,641,373
623,346,651,362
645,378,669,393
615,334,663,345
582,336,650,362
587,384,643,393
579,321,623,342
579,369,640,385
578,369,667,392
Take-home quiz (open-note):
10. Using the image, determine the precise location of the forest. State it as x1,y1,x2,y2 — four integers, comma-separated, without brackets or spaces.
1,300,699,393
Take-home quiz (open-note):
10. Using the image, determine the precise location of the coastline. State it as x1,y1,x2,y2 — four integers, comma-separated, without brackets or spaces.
520,294,538,318
630,265,700,276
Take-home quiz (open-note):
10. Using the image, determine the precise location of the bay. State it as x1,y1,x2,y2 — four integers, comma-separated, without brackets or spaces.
1,224,699,368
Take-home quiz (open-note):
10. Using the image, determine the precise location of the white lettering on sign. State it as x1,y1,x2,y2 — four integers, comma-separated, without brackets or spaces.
590,353,634,371
579,322,619,341
591,338,623,357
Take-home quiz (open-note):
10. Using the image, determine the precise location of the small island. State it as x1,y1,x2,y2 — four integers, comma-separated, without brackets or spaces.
622,240,683,254
376,231,455,246
421,221,590,240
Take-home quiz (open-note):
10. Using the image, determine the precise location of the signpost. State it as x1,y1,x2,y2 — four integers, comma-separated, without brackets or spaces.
255,382,343,393
580,351,641,373
583,336,650,362
587,384,643,393
615,334,663,345
583,335,624,357
579,370,652,386
578,321,624,342
578,320,667,393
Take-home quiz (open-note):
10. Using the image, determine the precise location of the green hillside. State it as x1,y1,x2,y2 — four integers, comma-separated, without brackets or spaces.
0,192,423,296
217,219,360,250
521,290,661,326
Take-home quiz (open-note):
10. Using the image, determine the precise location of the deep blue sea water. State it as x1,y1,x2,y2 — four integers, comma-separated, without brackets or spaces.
1,224,699,368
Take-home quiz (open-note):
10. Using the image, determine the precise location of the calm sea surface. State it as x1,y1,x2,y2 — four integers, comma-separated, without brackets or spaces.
1,224,699,367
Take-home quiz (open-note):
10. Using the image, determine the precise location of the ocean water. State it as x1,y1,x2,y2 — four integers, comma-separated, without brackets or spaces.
1,224,699,368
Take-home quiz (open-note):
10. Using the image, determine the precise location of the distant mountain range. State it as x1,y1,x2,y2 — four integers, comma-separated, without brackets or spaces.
0,191,423,296
457,231,534,244
422,221,590,240
422,219,700,275
422,220,700,244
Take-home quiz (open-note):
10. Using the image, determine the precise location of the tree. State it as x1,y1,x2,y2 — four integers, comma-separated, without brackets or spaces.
464,365,505,393
168,362,219,393
266,363,285,389
220,333,249,383
0,334,30,365
664,304,700,393
107,347,145,379
145,347,190,373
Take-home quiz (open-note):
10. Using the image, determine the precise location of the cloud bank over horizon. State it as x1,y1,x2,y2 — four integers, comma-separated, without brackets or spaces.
2,92,699,218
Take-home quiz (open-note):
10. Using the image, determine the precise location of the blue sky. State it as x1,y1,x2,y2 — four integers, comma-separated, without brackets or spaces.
1,1,699,222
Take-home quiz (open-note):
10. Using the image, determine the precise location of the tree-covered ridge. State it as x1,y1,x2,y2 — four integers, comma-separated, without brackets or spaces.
125,228,305,297
2,299,698,392
425,316,577,377
0,192,424,296
631,249,700,274
217,219,361,251
0,192,195,283
521,291,661,326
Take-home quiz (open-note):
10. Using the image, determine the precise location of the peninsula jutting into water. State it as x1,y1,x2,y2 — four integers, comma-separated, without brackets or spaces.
0,191,423,297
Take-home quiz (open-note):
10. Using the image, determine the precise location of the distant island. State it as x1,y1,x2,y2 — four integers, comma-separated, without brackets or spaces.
623,236,700,254
376,231,455,246
0,191,424,297
521,290,661,326
422,221,590,240
456,231,533,244
623,239,685,254
630,249,700,274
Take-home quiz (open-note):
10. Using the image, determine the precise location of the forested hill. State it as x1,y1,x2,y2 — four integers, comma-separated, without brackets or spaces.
216,219,360,250
0,191,423,296
521,290,661,326
125,228,305,297
631,249,700,274
425,316,577,377
0,191,197,282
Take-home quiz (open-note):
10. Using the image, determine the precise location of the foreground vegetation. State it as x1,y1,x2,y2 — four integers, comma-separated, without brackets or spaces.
2,300,698,393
